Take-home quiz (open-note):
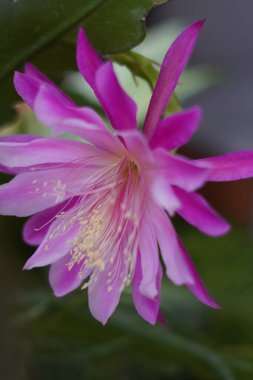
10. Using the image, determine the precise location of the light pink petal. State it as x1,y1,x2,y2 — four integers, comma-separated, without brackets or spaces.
144,20,204,139
177,238,220,308
88,258,126,325
174,187,230,236
150,106,202,151
132,251,162,325
0,166,86,217
150,203,193,286
14,64,72,109
49,254,92,297
24,220,79,269
34,86,124,154
197,151,253,181
150,173,181,215
138,217,159,298
77,29,137,131
0,137,91,168
117,130,153,163
23,198,78,246
154,148,208,191
151,203,219,308
95,62,137,131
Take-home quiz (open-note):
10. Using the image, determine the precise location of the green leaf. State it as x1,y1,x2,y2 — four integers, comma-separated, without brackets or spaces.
0,0,168,124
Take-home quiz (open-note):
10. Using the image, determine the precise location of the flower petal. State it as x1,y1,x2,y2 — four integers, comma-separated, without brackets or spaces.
197,151,253,181
95,62,137,130
49,254,92,297
14,64,72,109
150,203,193,285
23,198,78,246
76,28,103,89
151,203,219,308
34,85,124,154
24,214,80,269
0,166,86,216
138,217,159,298
0,137,91,168
154,148,208,191
88,265,124,325
174,187,230,236
77,29,137,131
150,106,202,151
132,251,162,325
149,173,181,215
177,238,220,308
144,20,204,139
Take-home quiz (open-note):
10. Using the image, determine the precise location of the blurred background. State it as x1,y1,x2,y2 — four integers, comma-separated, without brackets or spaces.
1,1,253,379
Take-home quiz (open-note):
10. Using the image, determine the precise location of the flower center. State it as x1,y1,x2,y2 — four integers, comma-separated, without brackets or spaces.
52,157,145,293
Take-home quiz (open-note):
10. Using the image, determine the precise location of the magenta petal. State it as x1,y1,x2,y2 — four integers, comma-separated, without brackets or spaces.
197,151,253,181
95,62,137,130
49,255,92,297
150,173,181,215
14,71,41,108
77,28,103,90
151,204,193,285
138,217,159,298
154,148,208,191
88,268,123,325
24,219,79,269
23,199,77,246
174,187,230,236
132,251,162,325
177,239,220,308
0,137,88,168
151,203,219,308
0,166,85,217
150,106,202,151
24,63,53,84
77,29,137,131
34,85,124,153
144,20,204,139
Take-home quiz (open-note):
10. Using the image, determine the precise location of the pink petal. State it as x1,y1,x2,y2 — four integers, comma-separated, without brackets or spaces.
14,65,72,109
24,215,80,269
117,130,153,163
95,62,137,130
151,203,219,308
23,198,78,246
132,251,162,325
154,148,208,191
177,238,220,308
138,217,159,298
0,166,85,216
197,151,253,181
77,29,137,131
49,254,92,297
150,106,202,151
149,173,181,215
174,187,230,236
144,20,204,139
0,137,91,168
151,203,193,285
34,86,124,154
88,265,124,325
76,28,103,89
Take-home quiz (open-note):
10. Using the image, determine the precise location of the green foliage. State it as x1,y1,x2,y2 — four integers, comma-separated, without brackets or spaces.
0,0,168,123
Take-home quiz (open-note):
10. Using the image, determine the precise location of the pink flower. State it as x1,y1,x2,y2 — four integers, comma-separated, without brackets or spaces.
1,21,253,324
